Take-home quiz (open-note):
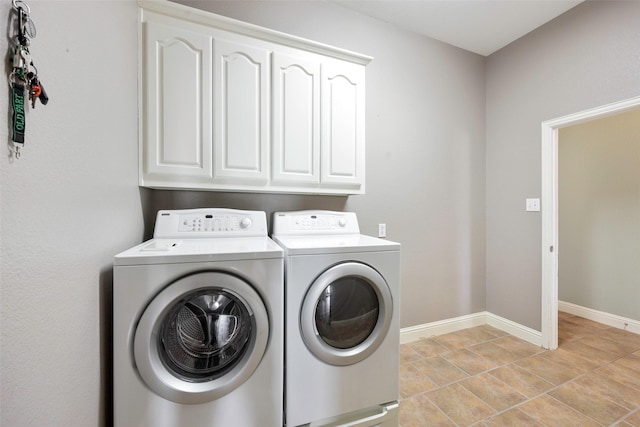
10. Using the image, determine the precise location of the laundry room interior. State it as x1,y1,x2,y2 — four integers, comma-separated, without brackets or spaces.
1,0,640,426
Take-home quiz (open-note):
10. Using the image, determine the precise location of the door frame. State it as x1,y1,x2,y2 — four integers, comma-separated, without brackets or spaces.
540,95,640,350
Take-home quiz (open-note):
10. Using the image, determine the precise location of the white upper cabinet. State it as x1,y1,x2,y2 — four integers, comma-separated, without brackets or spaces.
138,1,372,195
140,14,214,185
321,59,365,191
272,52,321,186
213,37,270,185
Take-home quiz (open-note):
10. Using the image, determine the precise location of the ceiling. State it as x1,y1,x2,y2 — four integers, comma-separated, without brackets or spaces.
332,0,584,56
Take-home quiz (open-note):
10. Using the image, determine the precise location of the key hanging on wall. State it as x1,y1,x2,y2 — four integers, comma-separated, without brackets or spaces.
7,0,49,159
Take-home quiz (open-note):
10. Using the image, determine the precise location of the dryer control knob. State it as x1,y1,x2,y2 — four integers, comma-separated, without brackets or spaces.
338,218,347,227
240,217,252,229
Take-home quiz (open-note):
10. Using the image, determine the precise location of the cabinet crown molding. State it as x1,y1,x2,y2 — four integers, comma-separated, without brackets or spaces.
138,0,373,65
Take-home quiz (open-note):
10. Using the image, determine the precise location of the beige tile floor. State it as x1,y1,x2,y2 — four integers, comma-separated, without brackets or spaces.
399,312,640,426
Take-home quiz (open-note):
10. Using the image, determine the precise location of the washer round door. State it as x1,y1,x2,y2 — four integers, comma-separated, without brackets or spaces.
300,262,393,366
134,271,269,404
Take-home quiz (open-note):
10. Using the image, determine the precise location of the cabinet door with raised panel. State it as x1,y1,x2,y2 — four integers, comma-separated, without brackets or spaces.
271,52,321,186
139,2,370,194
321,59,366,193
212,35,270,185
140,12,214,187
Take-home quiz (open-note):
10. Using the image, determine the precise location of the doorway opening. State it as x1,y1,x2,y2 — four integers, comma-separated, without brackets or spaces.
540,95,640,350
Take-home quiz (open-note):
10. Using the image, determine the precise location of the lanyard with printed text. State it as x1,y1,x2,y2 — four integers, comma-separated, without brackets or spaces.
8,0,48,159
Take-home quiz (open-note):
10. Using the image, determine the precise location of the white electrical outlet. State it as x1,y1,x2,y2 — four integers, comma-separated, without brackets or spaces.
526,198,541,212
378,223,386,238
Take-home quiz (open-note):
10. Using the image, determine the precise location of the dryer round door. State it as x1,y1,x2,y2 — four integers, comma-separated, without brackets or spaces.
300,262,393,366
133,271,269,404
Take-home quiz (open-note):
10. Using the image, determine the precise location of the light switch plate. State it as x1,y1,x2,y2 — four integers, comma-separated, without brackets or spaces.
526,198,541,212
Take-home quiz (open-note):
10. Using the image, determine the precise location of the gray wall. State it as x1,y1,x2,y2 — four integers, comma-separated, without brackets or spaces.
0,1,141,425
558,109,640,321
168,0,488,328
4,0,639,424
485,0,640,330
0,0,485,425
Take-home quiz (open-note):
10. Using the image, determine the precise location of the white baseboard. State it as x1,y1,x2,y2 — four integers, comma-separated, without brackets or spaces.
400,311,542,347
485,312,542,347
400,312,486,344
559,301,640,335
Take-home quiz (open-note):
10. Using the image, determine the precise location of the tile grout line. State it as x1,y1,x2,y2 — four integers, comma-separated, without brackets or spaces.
496,345,640,426
471,349,639,426
400,323,640,426
460,360,602,426
422,392,463,427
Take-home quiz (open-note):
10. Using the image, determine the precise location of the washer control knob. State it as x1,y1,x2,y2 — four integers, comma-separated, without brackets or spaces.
338,218,347,227
240,217,252,229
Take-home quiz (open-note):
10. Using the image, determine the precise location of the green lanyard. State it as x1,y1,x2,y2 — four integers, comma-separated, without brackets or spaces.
8,0,48,159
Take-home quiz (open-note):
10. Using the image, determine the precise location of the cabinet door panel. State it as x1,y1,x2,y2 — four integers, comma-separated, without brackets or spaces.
213,37,269,184
142,18,213,184
327,76,357,175
321,60,365,191
272,53,320,185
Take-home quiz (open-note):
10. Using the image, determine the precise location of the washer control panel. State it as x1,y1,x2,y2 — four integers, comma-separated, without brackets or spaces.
292,215,346,231
178,214,252,233
272,211,360,235
153,208,267,238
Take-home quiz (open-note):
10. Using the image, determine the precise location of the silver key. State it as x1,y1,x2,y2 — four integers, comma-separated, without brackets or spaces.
12,49,24,69
19,48,31,68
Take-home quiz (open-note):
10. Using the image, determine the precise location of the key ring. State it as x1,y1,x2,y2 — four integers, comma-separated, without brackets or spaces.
12,0,30,14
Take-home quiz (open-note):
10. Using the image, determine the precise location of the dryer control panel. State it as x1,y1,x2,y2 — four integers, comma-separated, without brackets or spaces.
153,208,268,238
272,211,360,235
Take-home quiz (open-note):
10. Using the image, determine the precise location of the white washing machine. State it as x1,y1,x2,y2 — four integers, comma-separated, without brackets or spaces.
113,208,283,427
272,211,400,427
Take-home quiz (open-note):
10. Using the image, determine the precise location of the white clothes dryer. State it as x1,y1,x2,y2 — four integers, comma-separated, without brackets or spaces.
113,208,283,427
272,211,400,427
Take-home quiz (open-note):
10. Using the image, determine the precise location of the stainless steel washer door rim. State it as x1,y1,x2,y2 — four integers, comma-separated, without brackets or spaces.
134,271,269,404
300,262,393,366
